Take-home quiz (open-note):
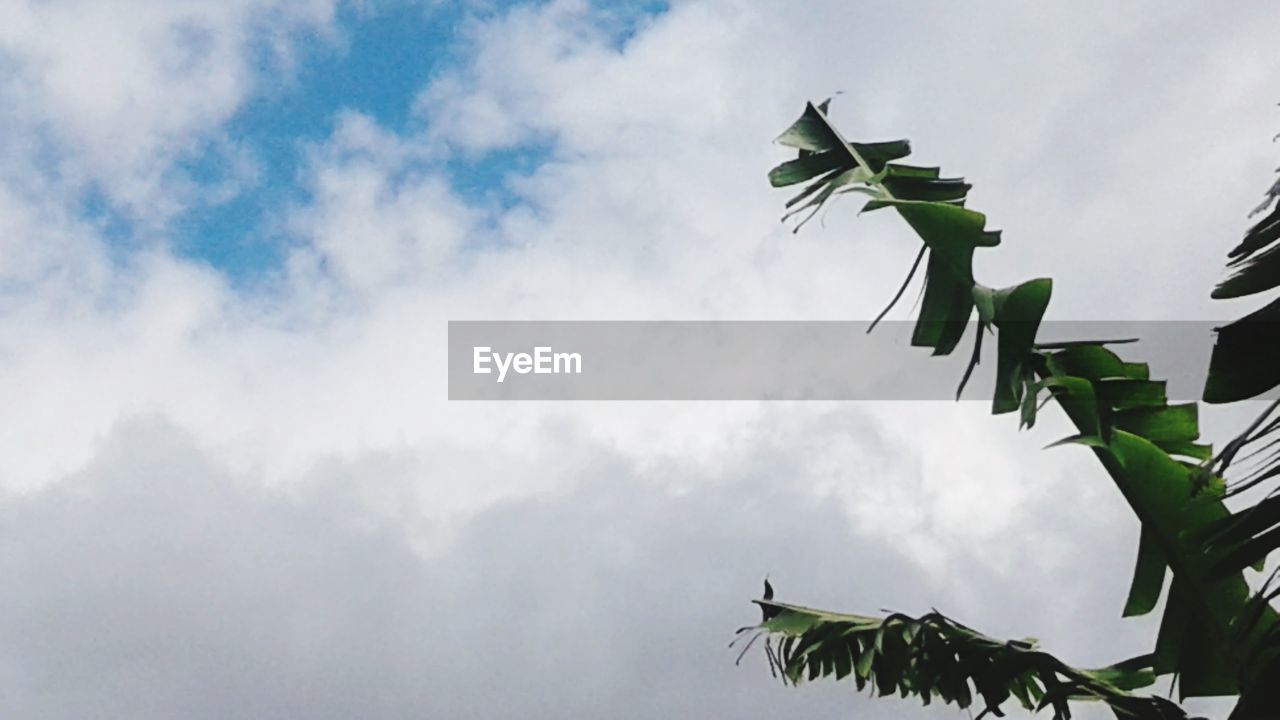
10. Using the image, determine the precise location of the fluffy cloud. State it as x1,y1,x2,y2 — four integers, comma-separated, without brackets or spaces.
0,415,1171,720
0,0,337,221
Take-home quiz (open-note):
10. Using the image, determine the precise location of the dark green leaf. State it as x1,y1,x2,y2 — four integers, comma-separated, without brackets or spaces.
1203,297,1280,403
1213,243,1280,299
912,253,975,355
774,101,846,153
1124,527,1168,617
1112,404,1200,444
1082,654,1157,692
991,278,1053,414
769,151,849,187
1095,379,1169,410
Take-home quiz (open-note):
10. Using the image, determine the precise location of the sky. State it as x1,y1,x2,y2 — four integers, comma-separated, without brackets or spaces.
1,1,1278,718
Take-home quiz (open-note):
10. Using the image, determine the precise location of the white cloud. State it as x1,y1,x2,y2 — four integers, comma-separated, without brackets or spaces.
0,0,338,222
0,415,1175,720
288,112,483,292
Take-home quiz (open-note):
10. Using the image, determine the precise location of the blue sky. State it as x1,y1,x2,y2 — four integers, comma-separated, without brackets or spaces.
102,0,667,286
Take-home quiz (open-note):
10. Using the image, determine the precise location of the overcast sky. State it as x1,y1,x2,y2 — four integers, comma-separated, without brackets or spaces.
1,1,1278,718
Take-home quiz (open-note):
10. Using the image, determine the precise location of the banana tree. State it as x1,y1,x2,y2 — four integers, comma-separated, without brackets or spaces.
737,101,1280,720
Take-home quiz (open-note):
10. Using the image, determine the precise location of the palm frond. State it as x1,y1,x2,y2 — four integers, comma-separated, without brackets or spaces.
760,101,1280,704
1203,150,1280,403
736,596,1190,720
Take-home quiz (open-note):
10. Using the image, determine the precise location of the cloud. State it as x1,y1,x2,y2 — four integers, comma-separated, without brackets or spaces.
287,112,483,292
0,414,1182,720
0,0,338,222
